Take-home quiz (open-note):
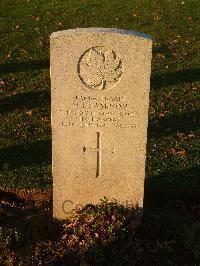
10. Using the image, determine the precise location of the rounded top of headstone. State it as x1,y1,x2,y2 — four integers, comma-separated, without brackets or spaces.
50,27,152,40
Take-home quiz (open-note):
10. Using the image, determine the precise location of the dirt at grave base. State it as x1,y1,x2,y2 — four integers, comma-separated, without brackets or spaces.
0,187,200,266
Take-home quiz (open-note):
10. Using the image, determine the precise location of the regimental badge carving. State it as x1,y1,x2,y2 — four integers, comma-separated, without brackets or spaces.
78,47,123,90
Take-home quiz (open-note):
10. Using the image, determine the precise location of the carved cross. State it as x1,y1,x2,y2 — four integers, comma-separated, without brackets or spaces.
83,132,115,177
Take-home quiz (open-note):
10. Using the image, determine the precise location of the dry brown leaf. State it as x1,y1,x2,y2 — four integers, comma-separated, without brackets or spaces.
166,148,187,157
188,133,195,138
157,53,165,59
58,22,63,27
160,240,176,248
25,110,32,115
7,52,11,58
176,149,187,156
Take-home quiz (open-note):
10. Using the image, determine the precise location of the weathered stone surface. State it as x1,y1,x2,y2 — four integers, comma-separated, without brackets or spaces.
51,28,152,219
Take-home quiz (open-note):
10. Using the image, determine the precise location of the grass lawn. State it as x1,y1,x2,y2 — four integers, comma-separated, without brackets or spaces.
0,0,200,265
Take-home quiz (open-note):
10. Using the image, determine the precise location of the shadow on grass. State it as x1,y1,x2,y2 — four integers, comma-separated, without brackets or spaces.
145,167,200,197
0,90,50,114
0,166,199,265
0,59,49,74
81,171,200,265
0,192,142,265
0,91,199,140
0,59,199,89
0,139,51,170
0,110,199,171
148,110,200,138
151,68,200,89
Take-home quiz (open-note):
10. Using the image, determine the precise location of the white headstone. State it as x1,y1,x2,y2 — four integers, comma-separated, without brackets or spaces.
51,28,152,219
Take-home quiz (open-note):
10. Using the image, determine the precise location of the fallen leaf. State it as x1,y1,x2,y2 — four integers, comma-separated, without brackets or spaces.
20,49,28,55
159,240,176,248
166,148,187,157
25,110,32,115
58,22,63,27
177,149,187,156
66,223,74,228
159,113,165,117
156,53,165,59
7,52,11,58
188,133,195,138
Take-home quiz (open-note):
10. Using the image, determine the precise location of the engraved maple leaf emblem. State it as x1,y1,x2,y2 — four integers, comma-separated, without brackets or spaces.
78,47,123,90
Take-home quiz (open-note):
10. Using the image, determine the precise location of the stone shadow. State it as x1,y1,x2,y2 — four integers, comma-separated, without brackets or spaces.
0,139,51,170
151,68,200,89
0,59,49,75
0,190,142,265
0,59,199,90
0,166,199,265
145,167,200,197
81,168,200,265
148,110,200,138
0,109,198,172
0,90,50,114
